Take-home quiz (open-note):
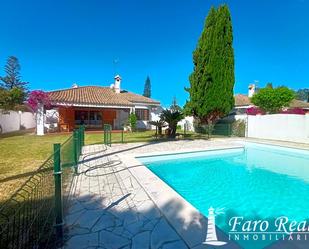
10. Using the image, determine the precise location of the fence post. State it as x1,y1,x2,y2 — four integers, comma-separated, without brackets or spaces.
81,125,85,146
78,127,82,155
103,125,106,144
109,125,112,146
121,128,124,143
53,143,63,241
73,130,79,174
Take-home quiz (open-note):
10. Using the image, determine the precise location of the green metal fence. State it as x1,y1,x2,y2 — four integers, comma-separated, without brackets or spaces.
0,126,85,249
103,124,112,146
212,123,232,137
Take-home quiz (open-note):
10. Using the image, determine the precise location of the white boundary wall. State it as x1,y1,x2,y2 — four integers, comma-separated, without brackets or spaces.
247,114,309,144
0,110,36,134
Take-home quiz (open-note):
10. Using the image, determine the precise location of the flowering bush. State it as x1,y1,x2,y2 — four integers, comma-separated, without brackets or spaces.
280,108,306,115
246,107,265,115
27,90,50,111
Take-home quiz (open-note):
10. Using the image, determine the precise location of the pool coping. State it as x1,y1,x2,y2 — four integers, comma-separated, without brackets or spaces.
119,144,245,249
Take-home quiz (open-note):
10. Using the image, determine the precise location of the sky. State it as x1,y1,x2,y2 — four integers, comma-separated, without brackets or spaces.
0,0,308,107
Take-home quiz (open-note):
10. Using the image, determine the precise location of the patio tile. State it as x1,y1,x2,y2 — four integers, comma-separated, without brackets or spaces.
65,232,99,249
98,230,131,249
65,141,233,249
151,218,181,248
131,230,151,249
91,213,116,232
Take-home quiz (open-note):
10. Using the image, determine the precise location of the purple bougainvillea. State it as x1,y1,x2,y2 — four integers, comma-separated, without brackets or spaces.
27,90,51,111
246,107,265,115
280,108,306,115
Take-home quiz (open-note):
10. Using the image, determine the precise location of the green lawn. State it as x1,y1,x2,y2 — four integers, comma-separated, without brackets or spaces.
0,130,209,202
0,132,70,202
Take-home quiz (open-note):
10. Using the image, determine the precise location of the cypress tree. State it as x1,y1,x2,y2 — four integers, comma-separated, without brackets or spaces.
143,76,151,98
185,5,235,125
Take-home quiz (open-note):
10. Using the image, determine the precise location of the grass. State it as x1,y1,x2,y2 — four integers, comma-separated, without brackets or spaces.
0,131,70,202
0,129,210,203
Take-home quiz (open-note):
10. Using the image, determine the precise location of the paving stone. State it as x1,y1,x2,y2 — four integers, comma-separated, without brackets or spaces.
66,225,89,237
91,213,116,232
124,220,145,235
162,240,189,249
99,230,131,249
137,199,161,220
64,143,195,249
151,218,180,249
65,209,85,226
67,200,85,214
65,232,99,249
76,209,103,229
132,231,151,249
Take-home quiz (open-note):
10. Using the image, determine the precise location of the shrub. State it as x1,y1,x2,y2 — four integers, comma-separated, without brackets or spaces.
232,120,246,137
128,113,137,132
160,109,183,138
251,86,295,113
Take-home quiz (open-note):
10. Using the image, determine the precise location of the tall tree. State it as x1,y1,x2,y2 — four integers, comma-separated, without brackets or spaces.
0,56,28,90
143,76,151,98
170,96,182,112
266,82,273,89
0,56,28,110
185,5,235,126
296,88,309,102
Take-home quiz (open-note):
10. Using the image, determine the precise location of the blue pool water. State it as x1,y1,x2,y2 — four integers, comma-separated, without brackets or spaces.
138,143,309,248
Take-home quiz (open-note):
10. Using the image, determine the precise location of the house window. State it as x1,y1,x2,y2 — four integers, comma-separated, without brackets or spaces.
135,109,149,121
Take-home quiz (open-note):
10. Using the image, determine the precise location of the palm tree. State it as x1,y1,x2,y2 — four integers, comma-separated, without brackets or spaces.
148,120,167,136
160,109,184,138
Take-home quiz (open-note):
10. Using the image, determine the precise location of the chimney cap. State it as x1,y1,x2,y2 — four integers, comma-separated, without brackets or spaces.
114,75,121,80
72,83,78,88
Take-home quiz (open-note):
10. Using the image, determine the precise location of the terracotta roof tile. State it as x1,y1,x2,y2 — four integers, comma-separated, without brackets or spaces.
48,86,160,107
234,94,252,106
289,99,309,108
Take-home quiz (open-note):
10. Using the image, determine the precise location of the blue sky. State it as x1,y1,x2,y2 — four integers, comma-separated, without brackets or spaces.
0,0,308,107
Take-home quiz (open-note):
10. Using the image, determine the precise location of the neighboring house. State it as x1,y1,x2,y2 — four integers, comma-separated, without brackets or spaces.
231,84,309,118
41,75,160,133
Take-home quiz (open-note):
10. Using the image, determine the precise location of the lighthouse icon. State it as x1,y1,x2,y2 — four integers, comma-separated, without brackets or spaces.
203,207,227,246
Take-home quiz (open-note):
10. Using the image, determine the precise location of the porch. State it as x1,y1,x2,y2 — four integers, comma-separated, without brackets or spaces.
57,106,130,132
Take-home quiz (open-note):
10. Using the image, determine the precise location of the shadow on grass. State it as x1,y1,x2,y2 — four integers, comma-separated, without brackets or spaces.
0,128,34,139
85,131,210,146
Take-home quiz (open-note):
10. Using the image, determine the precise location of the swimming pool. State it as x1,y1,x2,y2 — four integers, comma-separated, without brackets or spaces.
137,142,309,248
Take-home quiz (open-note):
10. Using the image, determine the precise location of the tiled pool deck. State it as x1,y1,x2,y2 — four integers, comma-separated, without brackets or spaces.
63,138,309,249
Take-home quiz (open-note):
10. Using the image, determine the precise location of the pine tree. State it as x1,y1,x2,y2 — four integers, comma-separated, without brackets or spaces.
143,76,151,98
0,56,28,90
185,5,235,125
170,96,182,112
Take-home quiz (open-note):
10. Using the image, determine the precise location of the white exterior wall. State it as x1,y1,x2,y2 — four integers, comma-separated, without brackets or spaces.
114,109,129,129
0,110,35,134
247,114,309,144
178,116,195,132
